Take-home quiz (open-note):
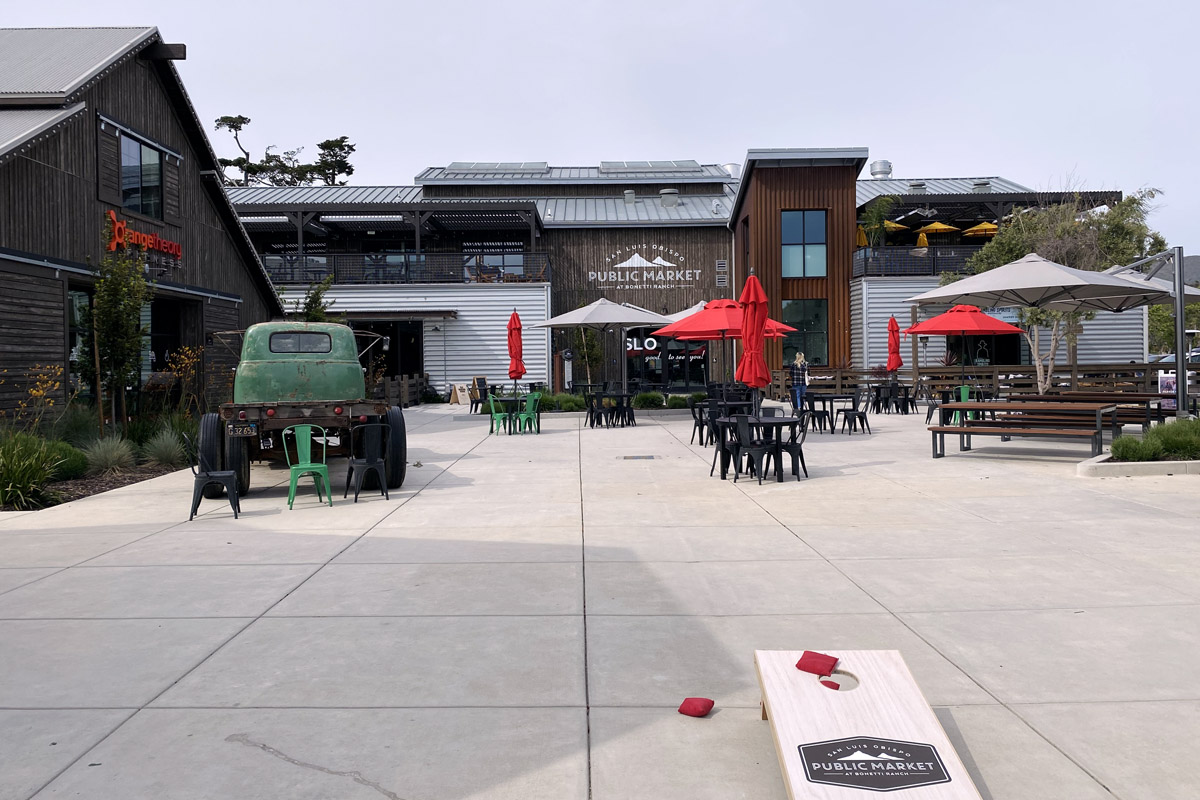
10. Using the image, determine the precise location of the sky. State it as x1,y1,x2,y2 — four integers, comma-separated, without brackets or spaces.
8,0,1198,251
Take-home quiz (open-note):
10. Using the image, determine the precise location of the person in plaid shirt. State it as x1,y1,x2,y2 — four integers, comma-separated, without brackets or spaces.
788,352,809,412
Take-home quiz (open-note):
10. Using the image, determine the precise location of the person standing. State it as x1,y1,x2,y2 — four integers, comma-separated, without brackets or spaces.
788,352,809,412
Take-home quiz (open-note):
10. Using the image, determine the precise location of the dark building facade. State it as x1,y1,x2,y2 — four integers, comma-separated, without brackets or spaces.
0,27,280,413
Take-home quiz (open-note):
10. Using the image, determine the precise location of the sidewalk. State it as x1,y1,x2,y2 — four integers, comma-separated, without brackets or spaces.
1,405,1196,799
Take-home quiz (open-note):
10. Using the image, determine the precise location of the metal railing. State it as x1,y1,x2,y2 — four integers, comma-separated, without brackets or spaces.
262,252,551,285
852,245,984,277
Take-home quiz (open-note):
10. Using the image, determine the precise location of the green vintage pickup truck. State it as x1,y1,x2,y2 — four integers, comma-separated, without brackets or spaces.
198,321,406,497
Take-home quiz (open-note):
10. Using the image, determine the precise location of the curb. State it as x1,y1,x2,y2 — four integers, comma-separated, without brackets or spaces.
1077,453,1200,477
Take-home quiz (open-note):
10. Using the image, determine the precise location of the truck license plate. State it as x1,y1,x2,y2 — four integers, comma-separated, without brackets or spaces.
227,422,258,437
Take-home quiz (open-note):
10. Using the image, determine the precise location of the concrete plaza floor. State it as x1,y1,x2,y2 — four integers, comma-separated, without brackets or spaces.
1,404,1197,799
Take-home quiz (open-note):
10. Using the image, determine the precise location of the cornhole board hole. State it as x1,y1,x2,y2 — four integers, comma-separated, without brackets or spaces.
755,650,981,798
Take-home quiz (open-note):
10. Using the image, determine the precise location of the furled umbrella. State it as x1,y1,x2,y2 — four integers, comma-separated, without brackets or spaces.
903,305,1023,383
734,274,771,413
507,309,526,395
886,315,904,373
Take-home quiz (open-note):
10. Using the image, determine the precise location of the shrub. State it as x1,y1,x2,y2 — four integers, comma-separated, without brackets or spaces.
85,437,137,475
666,395,689,409
632,392,665,410
45,440,88,480
162,411,199,446
1111,436,1165,462
690,392,708,403
557,393,586,412
1150,418,1200,460
50,403,101,448
536,394,558,412
141,428,186,469
124,416,159,446
0,432,62,509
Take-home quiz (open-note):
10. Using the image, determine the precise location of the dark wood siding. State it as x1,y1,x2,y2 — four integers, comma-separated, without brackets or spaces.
203,300,241,405
0,263,68,410
739,166,857,370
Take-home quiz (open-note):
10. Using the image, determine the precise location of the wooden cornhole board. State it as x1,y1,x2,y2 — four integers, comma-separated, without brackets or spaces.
755,650,981,799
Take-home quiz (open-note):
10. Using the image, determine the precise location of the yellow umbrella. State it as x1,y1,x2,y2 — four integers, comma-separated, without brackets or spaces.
916,232,929,247
855,225,868,247
962,221,999,237
883,220,908,232
915,221,960,234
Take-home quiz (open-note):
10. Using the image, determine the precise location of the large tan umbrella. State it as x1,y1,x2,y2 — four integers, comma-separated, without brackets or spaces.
962,222,999,237
883,220,908,232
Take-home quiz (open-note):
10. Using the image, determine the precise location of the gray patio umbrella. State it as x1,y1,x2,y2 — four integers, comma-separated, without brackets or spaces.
906,253,1176,310
535,298,670,391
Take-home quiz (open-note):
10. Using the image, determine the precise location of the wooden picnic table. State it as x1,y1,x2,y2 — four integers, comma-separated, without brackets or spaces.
1009,392,1163,429
931,401,1118,458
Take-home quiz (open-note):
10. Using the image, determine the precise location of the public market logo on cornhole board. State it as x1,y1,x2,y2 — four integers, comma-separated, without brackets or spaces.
799,736,951,792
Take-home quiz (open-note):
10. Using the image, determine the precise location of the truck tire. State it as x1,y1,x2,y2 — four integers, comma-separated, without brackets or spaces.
225,433,250,496
199,413,225,498
385,406,407,489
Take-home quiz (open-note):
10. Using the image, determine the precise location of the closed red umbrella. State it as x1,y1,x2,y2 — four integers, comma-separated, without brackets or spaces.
886,315,904,373
735,275,770,390
507,310,526,390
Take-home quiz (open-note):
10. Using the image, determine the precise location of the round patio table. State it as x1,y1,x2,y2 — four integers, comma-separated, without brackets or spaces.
714,415,804,482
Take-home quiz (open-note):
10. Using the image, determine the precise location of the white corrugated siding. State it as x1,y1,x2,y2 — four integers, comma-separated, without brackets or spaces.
849,280,864,367
321,283,551,392
860,276,1147,365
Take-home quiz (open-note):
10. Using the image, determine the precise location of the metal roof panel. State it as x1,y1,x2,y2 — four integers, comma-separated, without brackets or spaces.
856,176,1033,205
0,27,157,101
0,103,87,161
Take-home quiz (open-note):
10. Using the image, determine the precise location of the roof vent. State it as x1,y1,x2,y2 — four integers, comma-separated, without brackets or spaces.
711,199,722,215
623,189,636,205
870,160,893,179
972,179,991,193
659,188,679,208
722,162,741,180
908,180,927,194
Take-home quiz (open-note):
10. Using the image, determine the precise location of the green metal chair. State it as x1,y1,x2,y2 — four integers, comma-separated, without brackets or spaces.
282,424,333,509
516,392,541,434
487,395,509,434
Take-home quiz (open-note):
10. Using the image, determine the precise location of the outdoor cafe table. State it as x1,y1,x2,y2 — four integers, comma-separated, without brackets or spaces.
596,392,635,427
938,400,1121,438
805,393,854,433
714,415,803,482
1009,393,1163,429
488,396,522,433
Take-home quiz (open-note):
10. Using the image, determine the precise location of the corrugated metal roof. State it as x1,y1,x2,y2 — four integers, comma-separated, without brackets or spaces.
416,163,735,184
856,176,1032,206
0,27,157,102
537,192,732,226
226,185,424,206
0,103,86,161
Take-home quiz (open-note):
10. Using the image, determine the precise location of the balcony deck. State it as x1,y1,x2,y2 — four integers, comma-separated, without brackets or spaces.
852,245,983,278
262,252,550,285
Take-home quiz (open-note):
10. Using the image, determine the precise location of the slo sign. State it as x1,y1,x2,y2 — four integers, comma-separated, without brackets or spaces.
800,736,951,792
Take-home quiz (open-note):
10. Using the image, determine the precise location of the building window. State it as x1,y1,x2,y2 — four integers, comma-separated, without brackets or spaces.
120,133,163,218
781,210,826,277
781,299,828,365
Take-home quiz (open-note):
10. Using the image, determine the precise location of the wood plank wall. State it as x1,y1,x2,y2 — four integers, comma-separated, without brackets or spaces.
735,165,858,371
0,264,67,412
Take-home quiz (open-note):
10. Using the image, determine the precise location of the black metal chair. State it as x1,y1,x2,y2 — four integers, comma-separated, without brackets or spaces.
344,422,390,503
838,387,873,434
804,393,830,433
732,415,772,484
759,407,780,418
182,432,240,521
772,414,809,479
687,396,707,446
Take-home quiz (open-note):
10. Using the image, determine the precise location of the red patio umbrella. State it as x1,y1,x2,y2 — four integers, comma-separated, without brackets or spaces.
507,310,526,392
651,299,795,386
903,304,1022,382
735,275,770,392
886,315,904,373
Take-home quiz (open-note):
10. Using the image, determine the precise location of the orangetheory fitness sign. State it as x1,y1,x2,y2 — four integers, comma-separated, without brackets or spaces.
106,210,183,259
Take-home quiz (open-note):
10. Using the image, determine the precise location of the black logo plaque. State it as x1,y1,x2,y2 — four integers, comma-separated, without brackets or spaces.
799,736,951,792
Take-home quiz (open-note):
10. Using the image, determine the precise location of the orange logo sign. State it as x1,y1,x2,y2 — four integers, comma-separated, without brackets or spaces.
106,210,182,259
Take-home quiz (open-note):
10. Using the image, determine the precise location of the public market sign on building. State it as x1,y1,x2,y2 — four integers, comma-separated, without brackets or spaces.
589,245,701,290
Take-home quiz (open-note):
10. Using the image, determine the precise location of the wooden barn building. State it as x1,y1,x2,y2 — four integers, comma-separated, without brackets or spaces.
0,26,281,414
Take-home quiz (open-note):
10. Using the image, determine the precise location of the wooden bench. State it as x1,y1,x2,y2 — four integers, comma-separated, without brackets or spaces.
929,425,1102,458
756,650,982,799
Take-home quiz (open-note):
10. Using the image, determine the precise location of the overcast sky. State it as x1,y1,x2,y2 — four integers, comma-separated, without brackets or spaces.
10,0,1197,251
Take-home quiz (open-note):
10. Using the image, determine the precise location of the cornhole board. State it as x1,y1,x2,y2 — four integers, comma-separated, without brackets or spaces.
755,650,981,798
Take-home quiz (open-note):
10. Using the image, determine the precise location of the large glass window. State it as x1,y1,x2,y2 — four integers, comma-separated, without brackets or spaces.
781,299,828,365
119,133,163,218
781,210,826,277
